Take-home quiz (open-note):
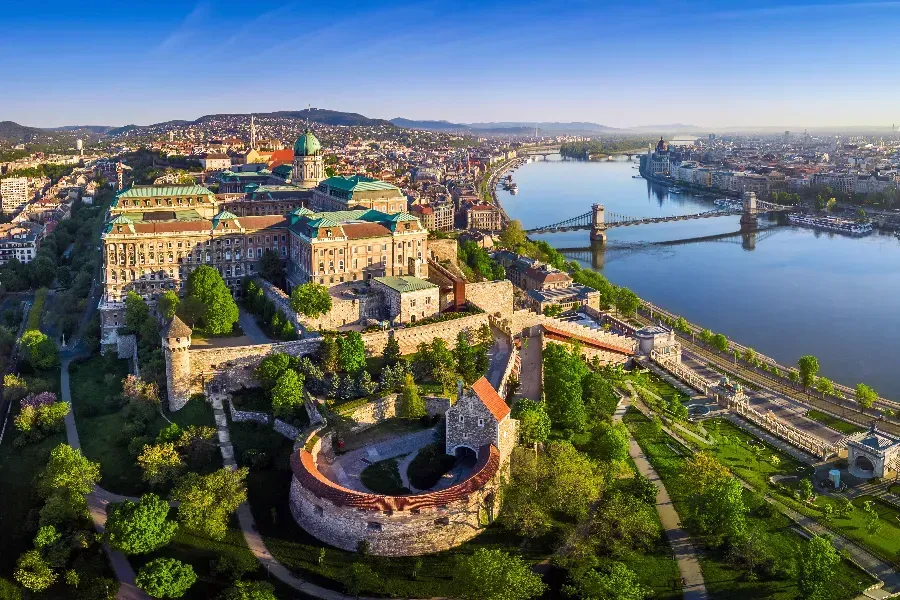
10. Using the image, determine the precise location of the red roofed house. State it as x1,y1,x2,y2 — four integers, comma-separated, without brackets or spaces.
446,376,517,463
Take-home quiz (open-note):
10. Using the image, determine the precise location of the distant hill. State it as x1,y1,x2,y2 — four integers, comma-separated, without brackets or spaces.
0,121,43,142
390,118,470,131
625,124,705,133
49,125,117,134
469,121,621,133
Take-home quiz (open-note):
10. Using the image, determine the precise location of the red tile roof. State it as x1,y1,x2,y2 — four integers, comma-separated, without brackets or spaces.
471,377,510,421
267,149,294,168
542,324,633,356
291,444,500,511
342,222,392,239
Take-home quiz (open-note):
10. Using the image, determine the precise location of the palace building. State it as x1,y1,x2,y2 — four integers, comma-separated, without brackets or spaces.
99,131,428,347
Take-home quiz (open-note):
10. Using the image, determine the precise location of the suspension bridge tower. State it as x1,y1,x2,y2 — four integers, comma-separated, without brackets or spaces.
590,203,607,243
740,191,759,230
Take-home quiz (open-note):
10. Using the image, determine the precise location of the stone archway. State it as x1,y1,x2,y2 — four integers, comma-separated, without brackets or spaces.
855,455,876,473
453,445,478,467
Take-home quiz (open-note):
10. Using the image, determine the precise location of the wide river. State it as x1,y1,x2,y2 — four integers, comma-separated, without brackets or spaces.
500,154,900,398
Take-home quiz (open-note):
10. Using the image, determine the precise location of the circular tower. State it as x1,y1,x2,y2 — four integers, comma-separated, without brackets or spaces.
292,129,325,189
162,315,193,411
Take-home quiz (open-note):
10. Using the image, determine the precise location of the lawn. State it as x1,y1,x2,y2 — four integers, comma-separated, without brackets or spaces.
360,457,410,495
806,409,866,435
70,354,216,495
337,417,430,453
625,409,874,600
407,443,456,490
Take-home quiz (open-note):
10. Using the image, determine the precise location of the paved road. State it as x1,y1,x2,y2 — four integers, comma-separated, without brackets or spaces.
516,332,542,403
614,396,707,600
239,308,272,345
682,350,846,445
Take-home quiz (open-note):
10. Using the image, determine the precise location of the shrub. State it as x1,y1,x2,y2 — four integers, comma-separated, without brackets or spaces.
135,558,196,598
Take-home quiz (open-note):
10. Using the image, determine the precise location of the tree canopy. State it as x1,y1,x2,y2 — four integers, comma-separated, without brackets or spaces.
337,332,366,374
135,558,196,599
542,342,589,432
184,265,239,334
453,548,547,600
798,535,840,600
797,355,819,389
855,383,878,412
290,282,332,319
171,468,248,541
106,494,177,555
513,399,551,448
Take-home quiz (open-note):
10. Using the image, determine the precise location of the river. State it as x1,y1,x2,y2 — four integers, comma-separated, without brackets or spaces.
500,154,900,399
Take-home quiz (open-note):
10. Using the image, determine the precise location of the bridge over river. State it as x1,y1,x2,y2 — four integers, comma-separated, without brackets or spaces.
524,192,795,243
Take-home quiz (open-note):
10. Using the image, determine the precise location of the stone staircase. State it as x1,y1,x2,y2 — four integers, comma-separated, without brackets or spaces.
538,315,637,353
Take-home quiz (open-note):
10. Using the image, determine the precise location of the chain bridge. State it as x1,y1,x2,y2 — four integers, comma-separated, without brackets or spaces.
524,193,794,243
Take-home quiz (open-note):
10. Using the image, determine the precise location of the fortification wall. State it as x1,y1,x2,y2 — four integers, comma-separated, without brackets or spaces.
341,394,451,432
360,312,490,356
256,278,302,329
288,434,502,556
428,239,458,264
465,280,514,317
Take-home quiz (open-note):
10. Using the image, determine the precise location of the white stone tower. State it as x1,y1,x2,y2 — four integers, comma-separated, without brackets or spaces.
162,315,193,411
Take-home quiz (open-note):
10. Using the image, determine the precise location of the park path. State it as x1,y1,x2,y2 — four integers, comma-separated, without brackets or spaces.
613,395,708,600
61,356,151,600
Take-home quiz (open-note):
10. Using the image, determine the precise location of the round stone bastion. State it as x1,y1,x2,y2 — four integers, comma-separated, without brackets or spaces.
289,432,503,556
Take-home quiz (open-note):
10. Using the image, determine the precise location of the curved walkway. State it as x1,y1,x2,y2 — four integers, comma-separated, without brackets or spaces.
61,355,150,600
613,394,708,600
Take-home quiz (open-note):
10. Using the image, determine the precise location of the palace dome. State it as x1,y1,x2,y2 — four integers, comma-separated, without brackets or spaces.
655,136,668,152
293,129,321,157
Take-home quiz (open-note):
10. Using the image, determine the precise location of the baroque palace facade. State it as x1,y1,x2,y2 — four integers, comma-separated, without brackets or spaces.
100,131,428,346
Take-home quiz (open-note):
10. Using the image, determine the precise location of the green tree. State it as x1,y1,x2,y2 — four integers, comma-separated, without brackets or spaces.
185,265,239,335
837,496,853,517
798,535,840,600
382,332,402,365
136,558,196,599
157,291,180,321
855,383,878,412
499,220,527,248
799,478,814,502
454,330,479,383
563,562,647,600
21,330,60,371
137,443,185,487
3,373,28,403
13,550,56,592
613,287,640,316
589,421,630,463
453,548,546,600
815,377,834,397
258,250,284,283
797,355,820,392
219,580,277,600
256,352,290,389
40,444,100,498
290,282,332,319
105,493,177,555
682,452,746,543
343,563,380,599
319,334,340,372
513,399,551,449
712,333,729,353
398,372,426,418
789,370,800,387
171,468,248,541
271,369,304,418
125,291,150,332
542,342,588,431
337,332,366,374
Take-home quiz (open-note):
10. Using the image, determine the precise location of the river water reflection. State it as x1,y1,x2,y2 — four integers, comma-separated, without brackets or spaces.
500,154,900,398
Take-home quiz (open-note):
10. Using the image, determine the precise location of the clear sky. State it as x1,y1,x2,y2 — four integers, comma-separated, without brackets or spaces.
4,0,900,129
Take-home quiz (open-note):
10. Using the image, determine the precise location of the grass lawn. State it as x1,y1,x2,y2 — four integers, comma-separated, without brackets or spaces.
625,409,874,600
407,443,456,490
229,386,271,413
70,354,216,496
360,457,410,495
806,409,866,435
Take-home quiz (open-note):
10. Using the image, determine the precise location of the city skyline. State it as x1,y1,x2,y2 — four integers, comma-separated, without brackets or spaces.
4,0,900,129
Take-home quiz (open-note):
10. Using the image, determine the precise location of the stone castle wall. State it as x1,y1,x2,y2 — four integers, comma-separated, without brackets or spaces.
360,312,490,356
428,239,458,264
288,433,503,556
340,394,451,432
256,278,303,330
465,280,514,317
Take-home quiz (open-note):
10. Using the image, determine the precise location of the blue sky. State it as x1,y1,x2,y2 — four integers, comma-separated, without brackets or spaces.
3,0,900,128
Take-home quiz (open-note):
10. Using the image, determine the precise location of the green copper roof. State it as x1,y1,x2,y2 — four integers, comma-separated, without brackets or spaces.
272,164,293,176
293,129,321,156
110,214,133,224
291,207,315,216
212,211,240,230
373,276,437,294
116,184,214,198
306,216,340,228
321,175,400,193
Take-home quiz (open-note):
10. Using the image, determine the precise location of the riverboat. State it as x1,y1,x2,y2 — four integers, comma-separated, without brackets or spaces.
788,214,873,236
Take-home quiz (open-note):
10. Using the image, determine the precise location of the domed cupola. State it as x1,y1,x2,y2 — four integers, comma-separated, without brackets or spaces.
293,129,321,157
